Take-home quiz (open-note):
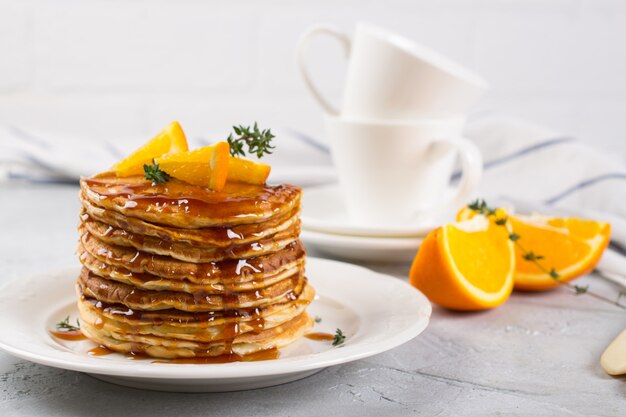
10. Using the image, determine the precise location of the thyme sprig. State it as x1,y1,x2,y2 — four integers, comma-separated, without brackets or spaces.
332,328,346,346
468,199,626,310
227,122,275,158
144,159,171,185
56,316,80,332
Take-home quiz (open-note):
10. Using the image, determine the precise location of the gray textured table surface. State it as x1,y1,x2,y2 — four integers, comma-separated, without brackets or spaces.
1,183,625,417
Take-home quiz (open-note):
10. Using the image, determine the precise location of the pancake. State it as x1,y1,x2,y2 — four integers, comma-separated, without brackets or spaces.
79,219,300,262
81,175,302,228
79,248,305,294
74,172,315,360
77,285,314,343
78,284,315,328
77,268,306,312
80,195,300,247
80,312,313,359
78,235,306,285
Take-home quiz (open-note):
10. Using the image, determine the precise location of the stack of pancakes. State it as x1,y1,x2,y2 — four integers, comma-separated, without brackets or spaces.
76,175,314,359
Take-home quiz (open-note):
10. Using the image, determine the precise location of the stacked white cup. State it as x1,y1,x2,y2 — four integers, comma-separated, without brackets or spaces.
297,23,486,228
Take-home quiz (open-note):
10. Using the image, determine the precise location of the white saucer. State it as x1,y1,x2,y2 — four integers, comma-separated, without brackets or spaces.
302,229,423,263
301,185,451,237
0,258,431,392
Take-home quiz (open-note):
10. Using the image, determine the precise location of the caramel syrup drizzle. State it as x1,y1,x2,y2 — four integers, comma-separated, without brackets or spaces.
71,177,305,363
50,330,87,341
153,348,279,364
218,266,267,356
82,178,294,222
304,332,335,341
80,226,303,284
88,345,114,356
85,345,279,363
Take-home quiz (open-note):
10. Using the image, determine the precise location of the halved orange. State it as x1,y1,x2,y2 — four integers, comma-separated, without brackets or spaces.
155,142,230,191
409,215,515,311
510,215,610,290
112,121,188,176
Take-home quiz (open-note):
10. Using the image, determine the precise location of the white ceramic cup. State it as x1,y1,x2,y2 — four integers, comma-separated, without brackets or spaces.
298,23,488,119
325,116,482,226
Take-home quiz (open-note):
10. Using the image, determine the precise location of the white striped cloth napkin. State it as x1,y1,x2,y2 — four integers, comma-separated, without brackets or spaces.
2,115,625,219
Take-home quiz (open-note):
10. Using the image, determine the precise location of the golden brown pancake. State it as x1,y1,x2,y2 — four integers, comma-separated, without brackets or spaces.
78,284,315,328
80,175,302,228
77,285,314,343
80,312,313,359
80,196,300,247
78,235,306,285
77,268,306,312
79,219,300,262
79,248,305,294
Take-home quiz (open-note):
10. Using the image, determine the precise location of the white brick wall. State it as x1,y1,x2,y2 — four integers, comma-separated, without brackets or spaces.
1,0,626,156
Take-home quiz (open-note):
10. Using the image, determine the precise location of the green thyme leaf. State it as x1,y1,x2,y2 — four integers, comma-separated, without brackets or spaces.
56,316,80,332
467,199,498,216
468,199,488,215
508,233,521,242
144,159,171,185
226,122,275,158
332,328,345,346
574,285,589,295
522,251,544,261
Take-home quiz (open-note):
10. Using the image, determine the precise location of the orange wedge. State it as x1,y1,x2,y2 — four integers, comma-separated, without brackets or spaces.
228,157,271,185
456,205,611,291
209,142,230,191
409,215,515,311
155,142,230,191
112,121,188,176
509,215,610,291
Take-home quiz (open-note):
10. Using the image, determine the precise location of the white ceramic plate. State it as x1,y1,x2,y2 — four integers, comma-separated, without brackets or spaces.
302,229,423,263
301,185,453,238
0,258,431,392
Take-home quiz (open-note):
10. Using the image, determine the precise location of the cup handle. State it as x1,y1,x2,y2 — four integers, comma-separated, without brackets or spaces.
296,25,351,115
430,136,483,213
